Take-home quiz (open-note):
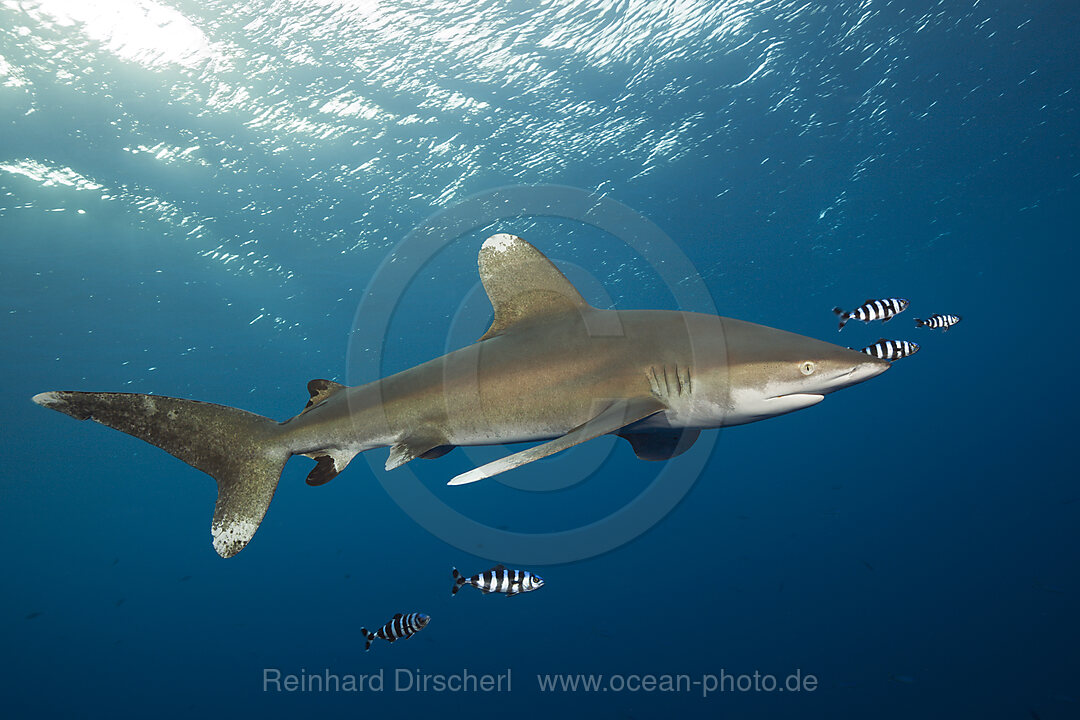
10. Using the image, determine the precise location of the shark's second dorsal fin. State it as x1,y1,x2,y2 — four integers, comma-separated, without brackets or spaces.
302,379,346,414
477,234,589,341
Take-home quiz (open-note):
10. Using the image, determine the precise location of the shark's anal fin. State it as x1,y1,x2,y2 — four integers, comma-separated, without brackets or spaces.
302,448,358,486
306,456,337,486
447,396,666,486
619,428,701,461
302,379,346,414
477,234,590,341
386,434,450,471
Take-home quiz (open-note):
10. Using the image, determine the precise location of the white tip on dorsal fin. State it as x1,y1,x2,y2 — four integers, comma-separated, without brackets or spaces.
477,234,589,341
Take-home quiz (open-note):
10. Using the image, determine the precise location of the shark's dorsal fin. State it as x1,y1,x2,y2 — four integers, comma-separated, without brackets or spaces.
302,379,346,414
477,234,589,341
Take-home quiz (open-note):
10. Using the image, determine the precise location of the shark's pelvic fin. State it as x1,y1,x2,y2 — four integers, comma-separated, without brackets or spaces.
386,433,451,471
32,391,289,558
477,234,591,341
447,396,666,485
419,445,455,460
302,378,346,414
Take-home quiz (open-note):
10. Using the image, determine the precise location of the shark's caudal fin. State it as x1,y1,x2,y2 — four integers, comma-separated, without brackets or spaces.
32,391,289,558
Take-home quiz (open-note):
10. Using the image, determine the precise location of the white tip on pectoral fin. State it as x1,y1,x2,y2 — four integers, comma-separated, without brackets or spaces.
448,452,526,485
447,467,493,486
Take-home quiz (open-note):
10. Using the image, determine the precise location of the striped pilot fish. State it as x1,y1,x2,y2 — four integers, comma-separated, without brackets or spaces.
858,338,920,362
833,298,909,331
361,612,430,651
451,564,544,597
914,313,961,332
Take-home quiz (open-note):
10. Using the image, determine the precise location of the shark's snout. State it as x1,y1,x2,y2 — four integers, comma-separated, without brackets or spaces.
860,355,892,379
835,354,890,389
810,352,890,396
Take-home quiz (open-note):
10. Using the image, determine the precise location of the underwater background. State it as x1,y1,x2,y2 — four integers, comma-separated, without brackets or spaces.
1,0,1077,717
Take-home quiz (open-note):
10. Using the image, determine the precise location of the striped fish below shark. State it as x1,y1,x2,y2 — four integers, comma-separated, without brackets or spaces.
31,234,892,558
362,613,430,651
833,298,909,331
452,565,544,597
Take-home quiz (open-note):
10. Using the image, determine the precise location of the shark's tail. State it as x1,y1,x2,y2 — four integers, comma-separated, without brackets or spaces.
361,628,374,651
832,307,849,331
32,391,289,558
451,567,467,596
913,318,926,327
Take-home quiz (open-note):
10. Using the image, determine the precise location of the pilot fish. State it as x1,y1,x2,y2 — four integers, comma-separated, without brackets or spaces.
858,338,920,362
361,612,430,651
452,565,544,597
833,298,909,331
914,313,961,332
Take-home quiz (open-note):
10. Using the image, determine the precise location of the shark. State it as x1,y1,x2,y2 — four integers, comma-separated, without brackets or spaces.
32,234,890,558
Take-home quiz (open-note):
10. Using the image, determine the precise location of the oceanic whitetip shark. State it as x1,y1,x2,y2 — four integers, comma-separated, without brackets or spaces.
33,234,890,558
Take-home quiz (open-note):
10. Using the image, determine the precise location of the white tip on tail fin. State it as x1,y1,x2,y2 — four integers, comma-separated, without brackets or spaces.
482,233,520,254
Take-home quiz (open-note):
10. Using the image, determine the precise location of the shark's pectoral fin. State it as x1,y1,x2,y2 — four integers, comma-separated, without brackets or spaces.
619,428,701,461
477,234,591,341
447,396,666,486
302,379,346,414
386,434,450,471
302,448,358,486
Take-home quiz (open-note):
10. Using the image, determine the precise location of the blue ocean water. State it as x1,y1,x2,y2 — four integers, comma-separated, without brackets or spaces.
2,1,1077,717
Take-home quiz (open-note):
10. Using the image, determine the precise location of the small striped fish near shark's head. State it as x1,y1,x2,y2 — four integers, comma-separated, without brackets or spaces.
721,317,891,426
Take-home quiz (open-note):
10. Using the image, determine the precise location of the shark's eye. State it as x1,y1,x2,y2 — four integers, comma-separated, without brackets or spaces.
800,361,816,375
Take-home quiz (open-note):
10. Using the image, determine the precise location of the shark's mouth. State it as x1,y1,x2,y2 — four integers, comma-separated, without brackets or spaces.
764,393,825,411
